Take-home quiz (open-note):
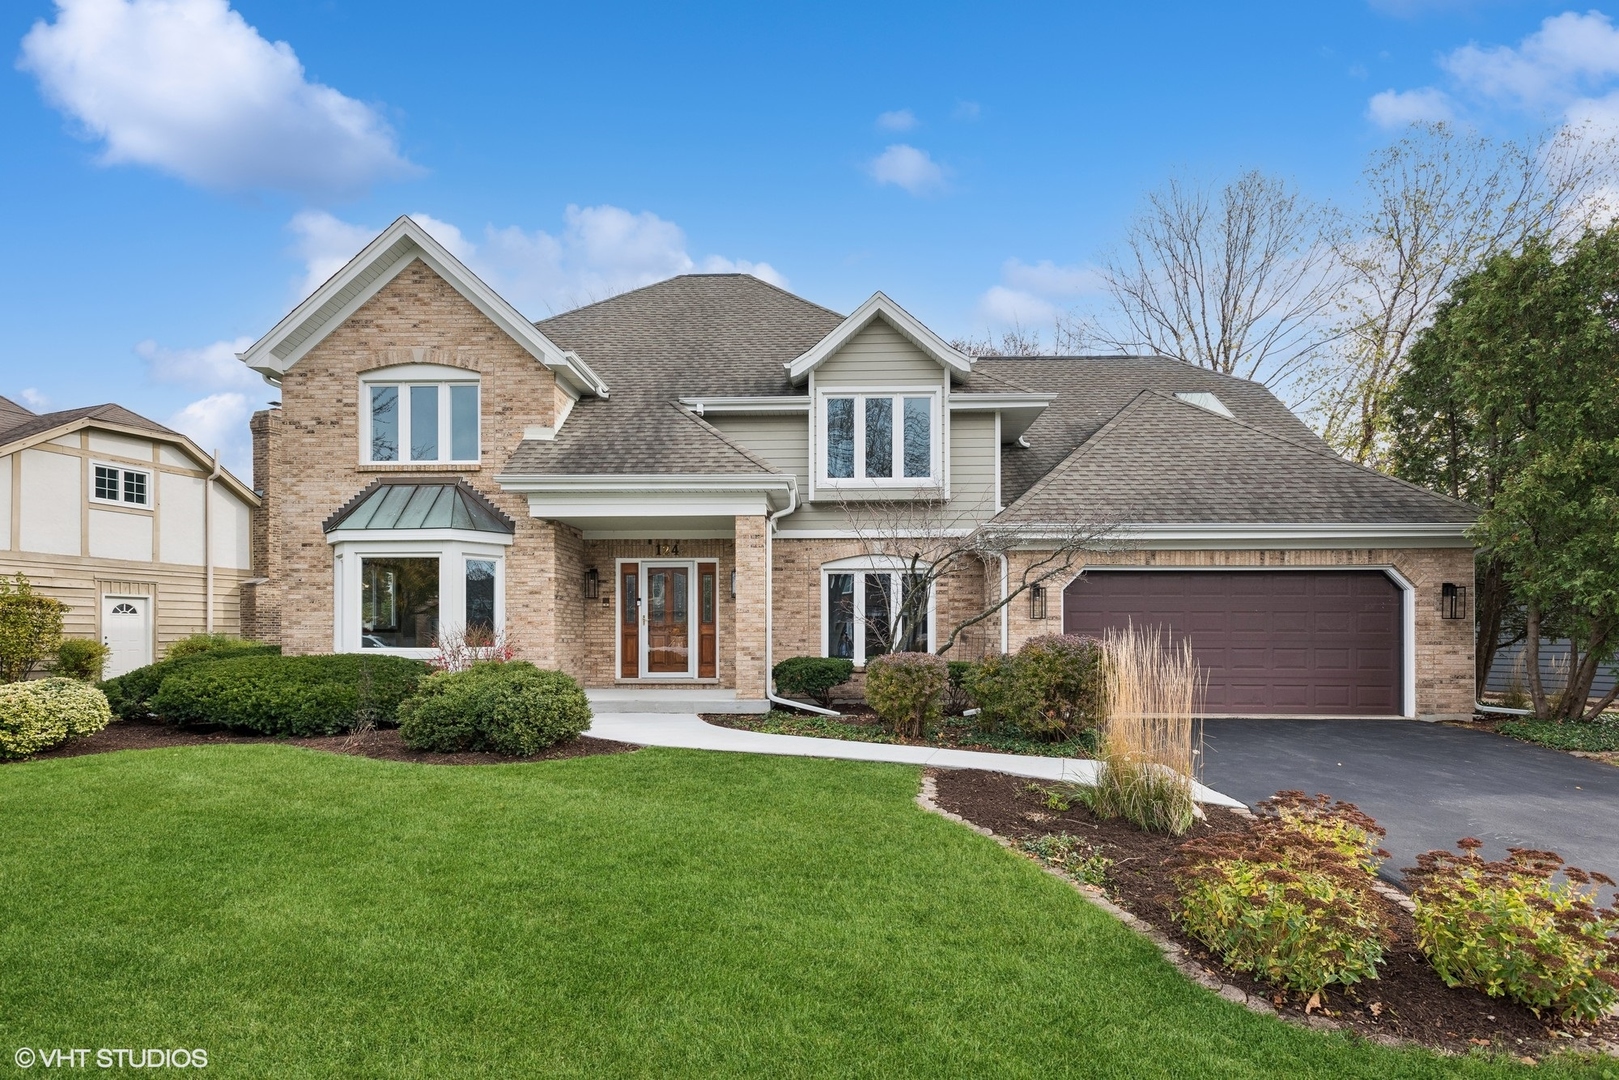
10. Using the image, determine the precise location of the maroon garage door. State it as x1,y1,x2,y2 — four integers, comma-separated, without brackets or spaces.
1062,570,1404,716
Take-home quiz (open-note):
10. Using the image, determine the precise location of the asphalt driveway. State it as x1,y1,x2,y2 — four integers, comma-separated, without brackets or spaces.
1199,718,1619,888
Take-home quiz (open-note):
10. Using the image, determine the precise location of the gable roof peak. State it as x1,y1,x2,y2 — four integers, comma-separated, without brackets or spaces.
786,290,972,385
237,215,609,399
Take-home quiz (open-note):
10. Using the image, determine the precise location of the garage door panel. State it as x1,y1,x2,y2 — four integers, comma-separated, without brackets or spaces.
1063,570,1402,717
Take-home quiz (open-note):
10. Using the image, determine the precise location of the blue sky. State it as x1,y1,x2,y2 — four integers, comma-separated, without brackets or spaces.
0,0,1602,475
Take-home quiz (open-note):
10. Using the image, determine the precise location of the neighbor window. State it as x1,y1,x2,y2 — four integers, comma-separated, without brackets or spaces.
825,570,930,665
92,464,150,507
365,379,479,464
821,393,935,484
361,557,440,648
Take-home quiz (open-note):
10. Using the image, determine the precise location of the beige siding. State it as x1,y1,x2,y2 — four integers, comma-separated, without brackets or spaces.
88,432,154,462
948,411,999,518
20,448,81,555
0,547,253,653
812,319,948,388
708,414,811,485
213,482,252,570
158,445,198,469
0,454,10,550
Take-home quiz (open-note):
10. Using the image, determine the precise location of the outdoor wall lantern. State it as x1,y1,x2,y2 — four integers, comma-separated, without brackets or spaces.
1029,583,1048,620
584,567,600,600
1439,582,1468,620
730,569,737,598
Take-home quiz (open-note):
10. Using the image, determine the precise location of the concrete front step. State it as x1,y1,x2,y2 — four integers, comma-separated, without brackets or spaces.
586,688,770,715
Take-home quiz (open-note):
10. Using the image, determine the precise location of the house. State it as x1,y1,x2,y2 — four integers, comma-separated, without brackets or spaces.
239,216,1478,720
0,396,259,678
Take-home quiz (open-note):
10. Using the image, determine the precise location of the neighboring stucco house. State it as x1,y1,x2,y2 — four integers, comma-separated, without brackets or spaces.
0,396,258,678
239,216,1478,720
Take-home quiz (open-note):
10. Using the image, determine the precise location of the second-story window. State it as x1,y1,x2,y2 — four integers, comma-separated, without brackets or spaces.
821,392,935,484
366,377,479,464
92,463,150,506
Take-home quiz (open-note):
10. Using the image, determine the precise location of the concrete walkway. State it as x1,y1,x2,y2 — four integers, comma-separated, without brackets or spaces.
588,712,1245,808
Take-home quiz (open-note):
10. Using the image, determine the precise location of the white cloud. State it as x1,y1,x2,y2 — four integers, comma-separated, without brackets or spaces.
1442,11,1619,107
977,285,1058,327
953,101,982,121
167,391,252,475
136,336,258,391
17,388,51,411
18,0,413,197
1366,86,1455,127
1000,258,1103,297
972,257,1102,334
868,144,946,195
876,108,917,131
288,206,786,315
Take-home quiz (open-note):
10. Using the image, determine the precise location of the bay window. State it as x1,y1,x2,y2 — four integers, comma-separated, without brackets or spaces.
364,371,480,464
819,391,936,486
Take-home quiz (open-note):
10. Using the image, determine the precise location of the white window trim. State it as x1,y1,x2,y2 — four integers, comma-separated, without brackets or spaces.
331,537,506,658
90,461,152,508
359,365,481,466
814,386,941,491
820,561,937,667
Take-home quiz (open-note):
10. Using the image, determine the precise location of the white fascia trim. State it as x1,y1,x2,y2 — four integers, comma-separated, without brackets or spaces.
326,528,515,547
679,396,810,415
995,522,1474,549
786,291,973,384
493,473,797,516
947,393,1056,410
775,527,975,540
236,216,610,399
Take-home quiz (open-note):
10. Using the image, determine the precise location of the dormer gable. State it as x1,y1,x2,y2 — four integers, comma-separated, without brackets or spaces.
237,215,609,399
785,291,973,386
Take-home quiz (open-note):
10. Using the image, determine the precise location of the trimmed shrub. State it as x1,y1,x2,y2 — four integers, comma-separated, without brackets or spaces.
771,656,854,707
0,573,65,683
1259,790,1389,875
1173,811,1393,994
399,662,591,755
1405,839,1619,1021
53,639,110,682
0,678,113,759
865,652,948,738
165,634,256,661
969,635,1105,740
149,654,427,736
100,641,281,720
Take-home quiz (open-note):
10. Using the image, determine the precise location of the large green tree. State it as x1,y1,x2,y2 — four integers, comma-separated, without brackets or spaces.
1390,231,1619,720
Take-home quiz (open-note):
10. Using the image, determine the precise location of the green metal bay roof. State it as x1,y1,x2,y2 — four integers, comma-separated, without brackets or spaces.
324,479,515,535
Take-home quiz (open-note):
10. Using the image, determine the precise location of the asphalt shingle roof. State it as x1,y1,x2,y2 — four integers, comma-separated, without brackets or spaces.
993,390,1477,526
0,401,179,448
505,274,843,475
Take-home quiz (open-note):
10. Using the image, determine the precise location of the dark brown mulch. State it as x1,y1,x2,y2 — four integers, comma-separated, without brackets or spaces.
931,767,1619,1058
13,719,638,767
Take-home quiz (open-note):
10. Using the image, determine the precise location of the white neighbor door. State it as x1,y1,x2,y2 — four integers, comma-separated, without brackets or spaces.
101,596,153,678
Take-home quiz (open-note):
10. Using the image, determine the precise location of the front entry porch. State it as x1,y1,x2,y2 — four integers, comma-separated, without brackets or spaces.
585,687,769,715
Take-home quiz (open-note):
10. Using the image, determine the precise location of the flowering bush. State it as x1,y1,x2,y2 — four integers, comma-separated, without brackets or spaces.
1172,808,1393,993
1258,790,1389,876
864,652,948,738
0,677,112,759
428,625,515,673
1405,839,1619,1021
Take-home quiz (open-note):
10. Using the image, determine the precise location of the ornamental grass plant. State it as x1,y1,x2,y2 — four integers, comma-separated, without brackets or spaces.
1405,839,1619,1021
1085,627,1202,835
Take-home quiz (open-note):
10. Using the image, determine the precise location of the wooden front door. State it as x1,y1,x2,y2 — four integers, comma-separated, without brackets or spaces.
697,562,717,679
620,563,640,678
644,565,690,674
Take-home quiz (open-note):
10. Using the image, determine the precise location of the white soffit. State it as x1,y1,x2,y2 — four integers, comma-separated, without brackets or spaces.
235,215,609,399
786,291,973,384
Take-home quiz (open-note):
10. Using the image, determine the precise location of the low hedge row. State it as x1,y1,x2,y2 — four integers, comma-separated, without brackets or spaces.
148,653,427,736
0,678,112,760
102,637,281,720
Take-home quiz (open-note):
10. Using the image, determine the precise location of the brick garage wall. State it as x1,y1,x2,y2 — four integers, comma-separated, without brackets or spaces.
1002,546,1476,721
770,538,993,666
252,260,563,662
573,538,737,688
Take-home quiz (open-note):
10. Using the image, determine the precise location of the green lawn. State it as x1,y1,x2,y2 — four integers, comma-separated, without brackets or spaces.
0,746,1601,1078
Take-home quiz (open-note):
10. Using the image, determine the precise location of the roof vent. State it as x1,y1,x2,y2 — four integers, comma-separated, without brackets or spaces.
1173,391,1234,419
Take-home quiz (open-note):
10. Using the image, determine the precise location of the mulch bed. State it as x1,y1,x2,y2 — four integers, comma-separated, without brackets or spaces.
931,767,1619,1059
12,719,638,767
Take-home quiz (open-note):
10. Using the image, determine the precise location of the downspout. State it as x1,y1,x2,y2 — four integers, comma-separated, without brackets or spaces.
205,449,222,634
762,478,838,715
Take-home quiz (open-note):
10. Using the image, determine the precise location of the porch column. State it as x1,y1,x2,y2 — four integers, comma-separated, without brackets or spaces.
733,514,769,700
